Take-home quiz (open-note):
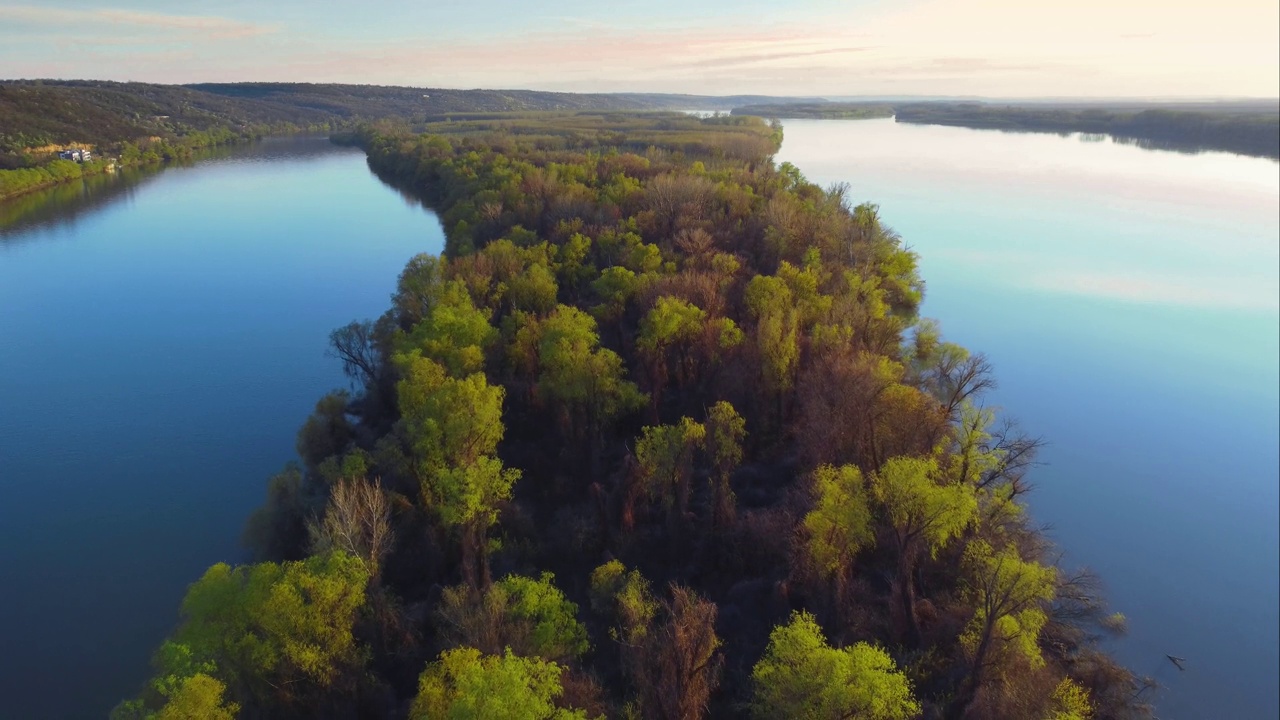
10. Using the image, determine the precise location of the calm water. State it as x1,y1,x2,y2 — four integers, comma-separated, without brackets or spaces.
0,137,445,719
778,118,1280,719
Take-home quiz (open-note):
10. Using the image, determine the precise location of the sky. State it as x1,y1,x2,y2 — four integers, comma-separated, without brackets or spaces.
1,0,1277,98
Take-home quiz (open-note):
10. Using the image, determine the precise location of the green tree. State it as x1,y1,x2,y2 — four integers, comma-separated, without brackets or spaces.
751,611,919,720
637,296,707,420
589,561,659,648
634,417,706,532
507,262,560,314
802,464,874,615
161,552,368,710
950,540,1057,719
398,279,497,377
154,674,239,720
111,642,240,720
744,274,800,424
1046,677,1094,720
438,573,589,663
397,354,505,471
704,401,746,529
591,265,639,324
535,305,644,464
410,648,588,720
870,456,978,646
396,353,520,587
392,253,446,329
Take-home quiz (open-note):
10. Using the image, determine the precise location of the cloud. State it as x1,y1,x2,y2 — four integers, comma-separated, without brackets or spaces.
677,46,876,70
0,5,276,40
1025,271,1279,312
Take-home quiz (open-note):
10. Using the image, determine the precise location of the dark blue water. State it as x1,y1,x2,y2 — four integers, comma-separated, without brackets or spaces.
0,137,445,719
778,118,1280,720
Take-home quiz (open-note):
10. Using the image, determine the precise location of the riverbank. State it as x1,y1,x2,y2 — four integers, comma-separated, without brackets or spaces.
0,130,277,203
731,101,1280,159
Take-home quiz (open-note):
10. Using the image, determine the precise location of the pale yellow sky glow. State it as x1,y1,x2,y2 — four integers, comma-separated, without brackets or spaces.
1,0,1276,96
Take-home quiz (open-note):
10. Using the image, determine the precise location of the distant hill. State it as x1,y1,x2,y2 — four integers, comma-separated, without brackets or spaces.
189,83,825,114
0,79,817,167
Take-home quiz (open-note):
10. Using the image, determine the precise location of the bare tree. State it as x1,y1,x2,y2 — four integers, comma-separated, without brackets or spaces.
328,320,380,391
308,477,394,580
645,173,715,237
631,585,724,720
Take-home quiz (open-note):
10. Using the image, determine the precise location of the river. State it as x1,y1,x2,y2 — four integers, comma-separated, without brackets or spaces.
776,117,1279,719
1,124,1275,719
0,137,446,718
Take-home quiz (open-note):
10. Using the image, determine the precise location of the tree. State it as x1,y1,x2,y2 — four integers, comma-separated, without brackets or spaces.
535,305,644,466
397,355,505,472
153,675,239,720
644,172,714,237
589,560,659,648
162,552,369,711
744,274,800,425
633,586,723,720
111,644,240,720
329,320,381,391
590,265,639,324
634,417,706,532
410,648,588,720
507,262,560,314
870,456,978,646
392,253,446,330
907,319,994,423
704,401,746,530
295,391,354,471
396,352,520,587
590,565,721,720
243,463,308,562
438,573,590,664
638,296,708,420
751,611,919,720
308,477,394,581
1047,677,1095,720
398,279,497,378
802,464,874,617
949,540,1057,719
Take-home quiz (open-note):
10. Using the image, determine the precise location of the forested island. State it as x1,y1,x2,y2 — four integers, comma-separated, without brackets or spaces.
111,112,1151,720
732,101,1280,159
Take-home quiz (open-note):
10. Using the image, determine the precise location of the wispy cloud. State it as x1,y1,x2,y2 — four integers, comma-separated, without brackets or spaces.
0,5,276,40
678,46,876,70
1026,271,1280,312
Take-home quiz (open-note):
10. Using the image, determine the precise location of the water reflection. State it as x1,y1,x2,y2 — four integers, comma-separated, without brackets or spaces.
0,166,165,239
0,137,362,242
